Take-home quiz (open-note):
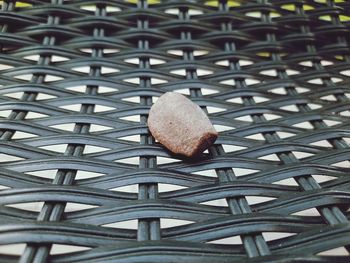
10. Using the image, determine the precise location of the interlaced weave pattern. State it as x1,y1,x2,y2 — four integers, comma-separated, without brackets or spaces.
0,0,349,262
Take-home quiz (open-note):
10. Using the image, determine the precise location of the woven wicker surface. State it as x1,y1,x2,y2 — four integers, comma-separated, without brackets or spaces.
0,0,349,262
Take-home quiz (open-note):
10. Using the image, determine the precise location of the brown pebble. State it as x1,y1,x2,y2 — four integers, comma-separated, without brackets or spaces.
148,92,218,157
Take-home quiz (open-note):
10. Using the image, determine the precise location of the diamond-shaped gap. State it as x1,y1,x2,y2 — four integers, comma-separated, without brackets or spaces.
270,87,286,95
317,247,349,256
340,70,350,76
102,219,138,229
220,79,235,86
114,157,139,165
101,66,119,74
121,97,140,103
165,8,179,15
258,154,280,161
45,75,63,82
26,169,58,179
103,48,119,54
158,183,187,192
201,88,219,95
151,78,167,85
295,87,309,93
246,196,276,205
308,103,322,110
50,244,91,255
239,60,253,66
235,115,253,122
188,9,203,16
323,120,341,127
262,232,296,241
75,170,105,180
174,88,190,95
0,244,26,256
292,121,313,129
200,199,227,207
227,97,243,104
222,144,247,153
80,48,93,53
0,184,10,190
24,54,40,61
292,151,314,159
232,167,259,177
51,55,69,62
12,131,38,139
245,133,265,140
80,5,96,11
0,110,11,118
207,106,226,114
245,79,259,86
307,78,323,85
192,169,217,177
320,60,333,66
124,58,139,64
276,131,295,139
260,69,277,76
0,154,25,162
215,60,229,66
99,86,117,93
309,140,332,147
109,184,138,193
150,58,166,65
331,77,342,83
213,124,234,132
170,69,186,76
254,96,270,103
160,219,194,228
25,112,48,119
197,69,213,76
312,174,337,183
123,78,140,84
292,208,320,216
245,11,261,18
14,74,33,81
5,202,44,212
207,236,242,245
0,64,13,70
331,160,348,168
4,91,24,99
72,66,90,74
280,104,299,112
339,110,350,117
263,113,281,120
36,93,57,100
272,178,298,186
119,115,140,122
157,157,180,165
320,94,337,101
64,202,98,213
90,124,114,132
39,144,68,153
83,145,111,154
286,69,300,76
193,50,209,56
106,6,121,12
65,85,86,93
49,123,76,132
119,135,140,142
94,105,116,113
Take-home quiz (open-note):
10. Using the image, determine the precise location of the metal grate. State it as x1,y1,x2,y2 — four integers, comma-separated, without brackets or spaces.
0,0,349,262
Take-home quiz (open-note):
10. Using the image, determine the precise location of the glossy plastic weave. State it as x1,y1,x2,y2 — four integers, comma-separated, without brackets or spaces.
0,0,349,262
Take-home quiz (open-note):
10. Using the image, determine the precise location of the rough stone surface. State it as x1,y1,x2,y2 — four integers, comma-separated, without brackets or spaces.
148,92,218,157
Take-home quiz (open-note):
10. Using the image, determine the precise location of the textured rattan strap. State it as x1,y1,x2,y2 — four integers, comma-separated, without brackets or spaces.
0,0,349,262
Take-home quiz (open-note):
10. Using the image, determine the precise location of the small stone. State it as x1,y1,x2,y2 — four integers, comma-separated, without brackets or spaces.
148,92,218,157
